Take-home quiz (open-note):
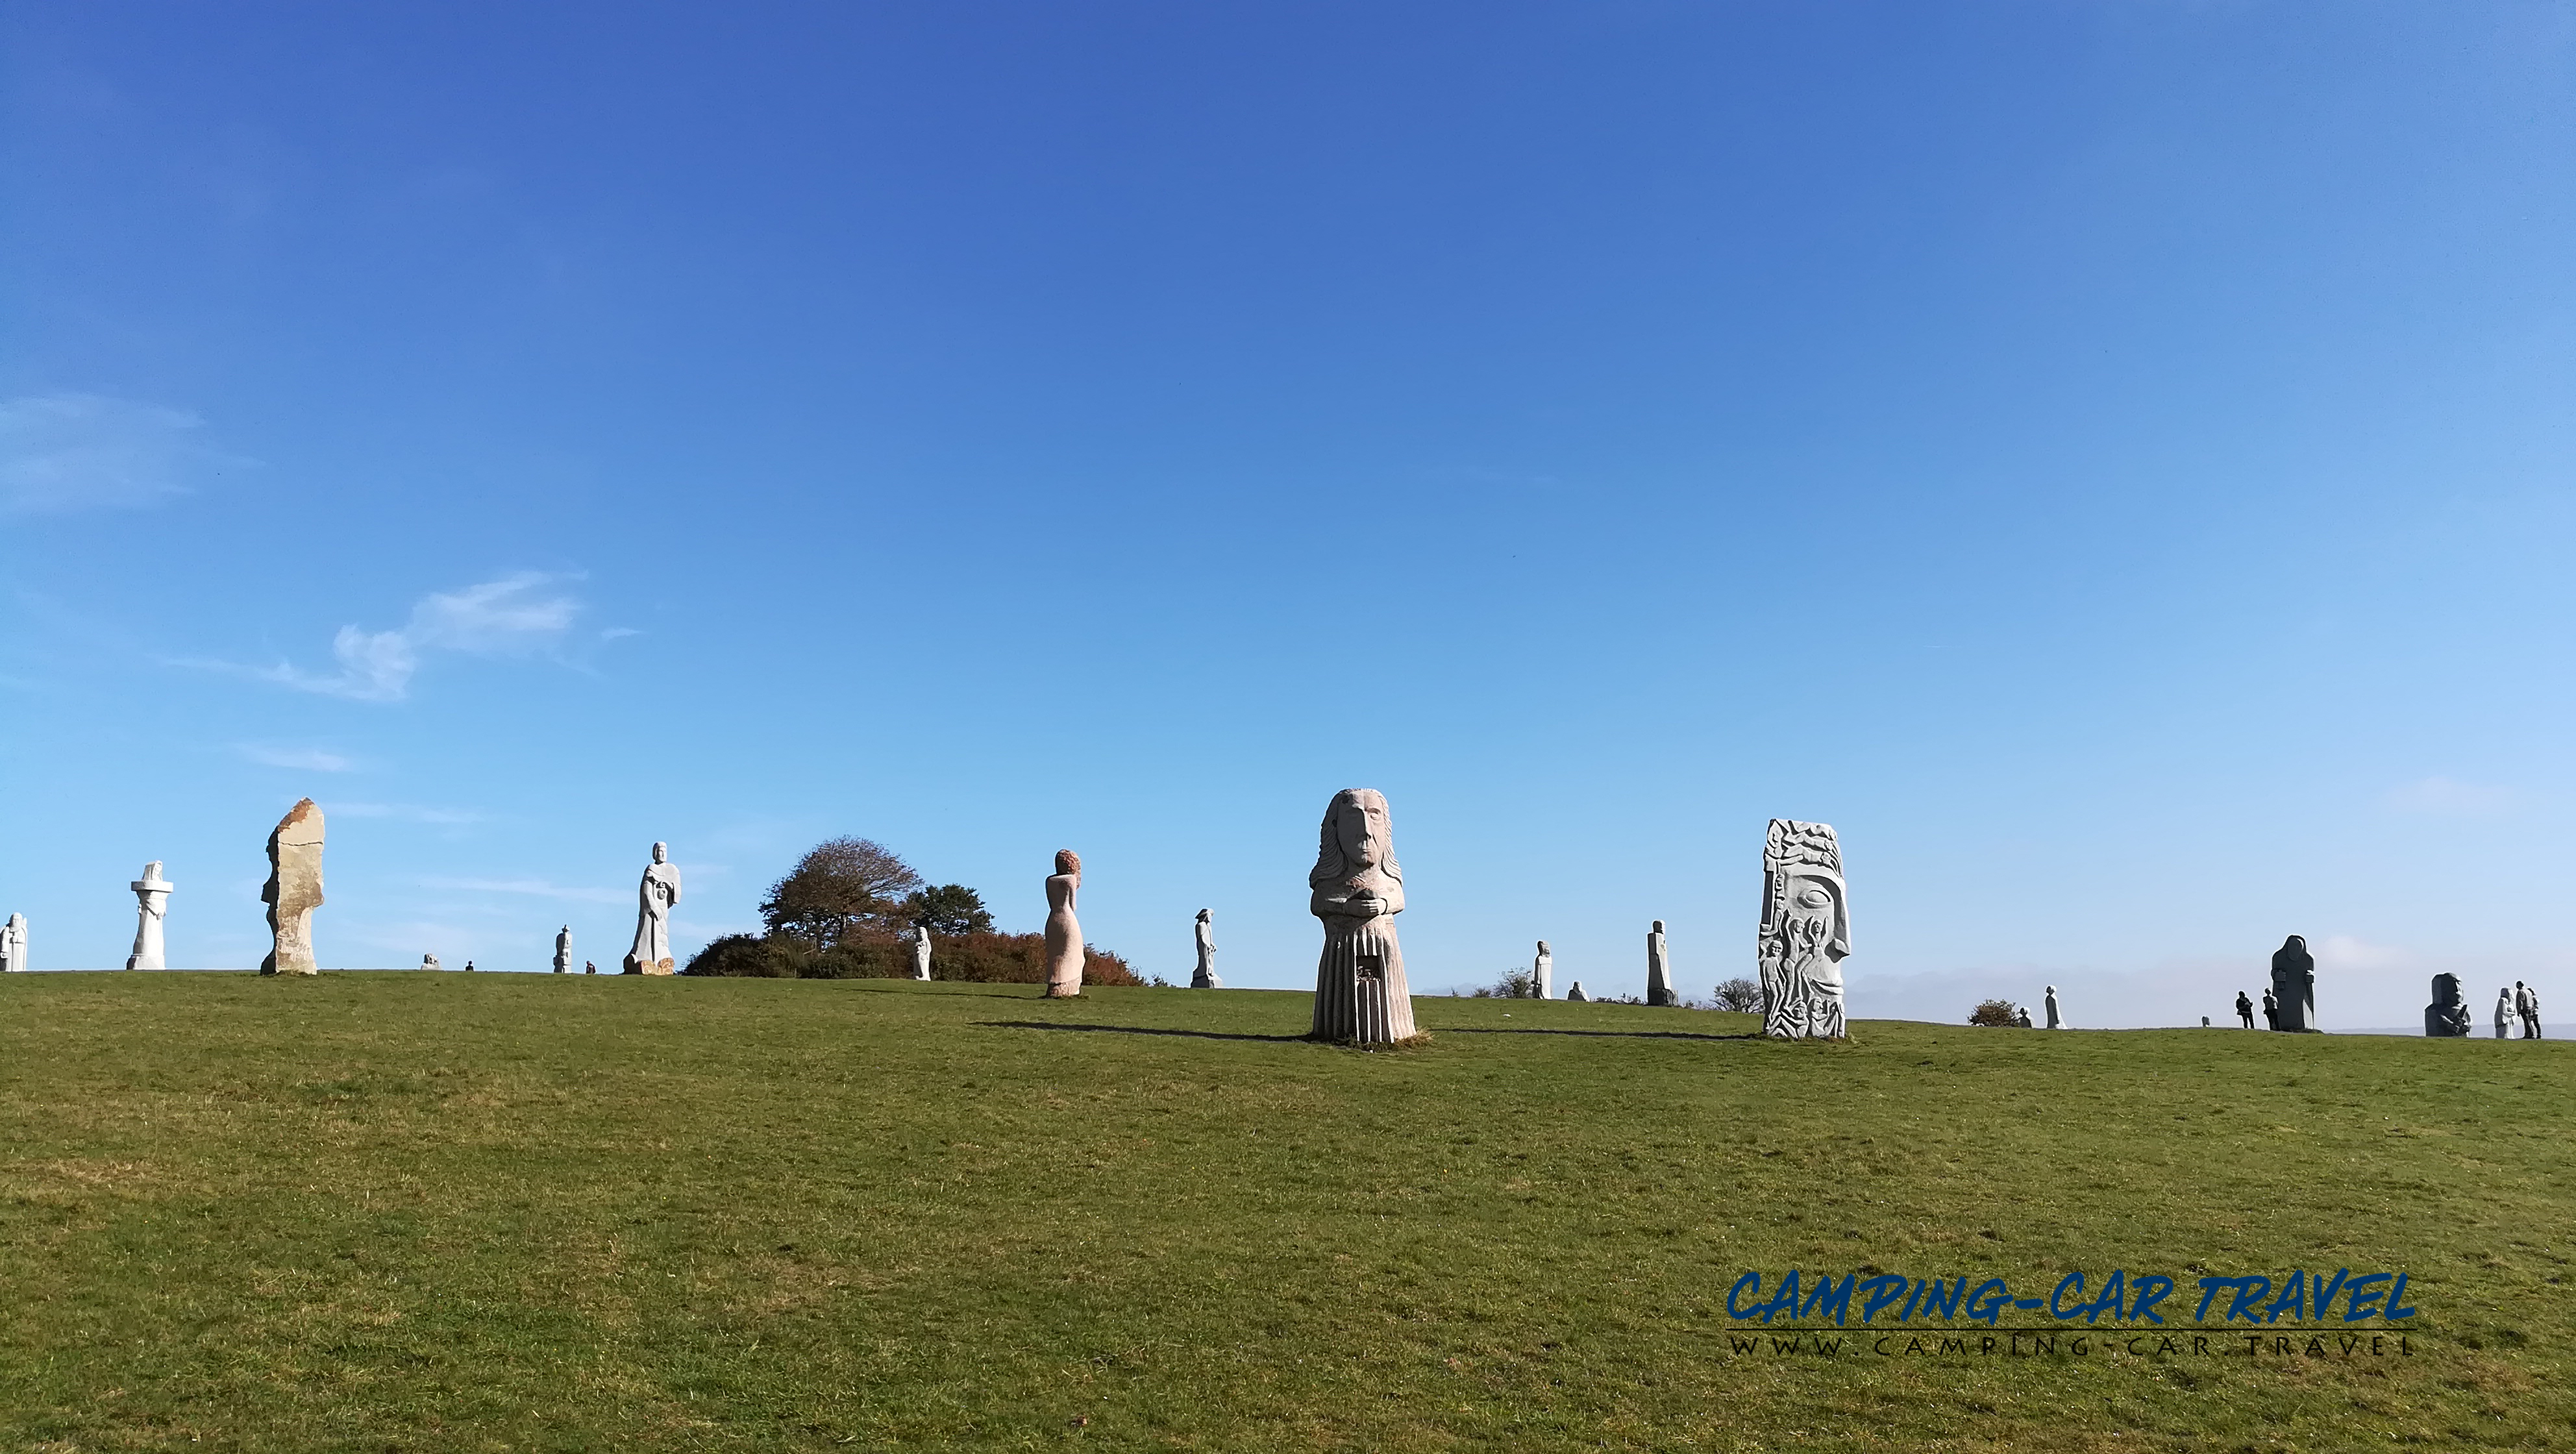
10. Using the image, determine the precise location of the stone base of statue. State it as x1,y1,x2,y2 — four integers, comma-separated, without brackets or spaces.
1311,919,1416,1043
623,954,675,976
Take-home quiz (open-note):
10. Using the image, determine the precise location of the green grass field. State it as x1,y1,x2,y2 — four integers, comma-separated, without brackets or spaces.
1,974,2566,1452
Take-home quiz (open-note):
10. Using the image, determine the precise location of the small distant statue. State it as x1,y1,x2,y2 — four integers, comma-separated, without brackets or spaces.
2201,1016,2211,1027
1308,788,1415,1043
261,800,325,976
911,924,933,981
464,959,477,972
1042,850,1084,997
2260,987,2281,1030
553,926,573,974
1645,920,1676,1006
1531,941,1553,1000
2518,981,2544,1039
422,954,442,972
624,843,682,975
1757,820,1850,1039
1,912,26,973
2014,1004,2033,1029
2235,991,2255,1029
2495,987,2515,1039
2043,985,2065,1029
126,862,173,972
1191,909,1220,989
2424,974,2471,1037
1567,981,1588,1002
2269,935,2317,1032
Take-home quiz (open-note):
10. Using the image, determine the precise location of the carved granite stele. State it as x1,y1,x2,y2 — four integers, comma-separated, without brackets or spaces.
1191,909,1220,989
261,800,325,976
1646,920,1676,1006
126,861,173,972
1532,941,1552,1000
1043,850,1084,997
1,912,26,974
2425,973,2471,1037
1309,789,1415,1044
553,926,573,974
1757,819,1848,1039
2270,935,2318,1032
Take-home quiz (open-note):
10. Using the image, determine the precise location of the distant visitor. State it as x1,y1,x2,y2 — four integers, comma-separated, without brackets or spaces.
261,799,325,976
1042,850,1084,997
1191,908,1220,989
1757,819,1849,1039
2269,935,2317,1032
2235,990,2255,1029
125,861,173,972
1308,788,1415,1044
624,842,682,975
2517,981,2544,1039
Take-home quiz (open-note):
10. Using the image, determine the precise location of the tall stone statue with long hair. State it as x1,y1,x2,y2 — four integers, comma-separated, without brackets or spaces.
624,843,682,975
1309,788,1415,1043
2270,935,2318,1031
1191,909,1220,988
1757,819,1848,1039
1043,850,1084,997
262,800,325,976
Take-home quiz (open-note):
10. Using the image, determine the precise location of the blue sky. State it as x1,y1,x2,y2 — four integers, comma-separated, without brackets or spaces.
4,2,2570,1027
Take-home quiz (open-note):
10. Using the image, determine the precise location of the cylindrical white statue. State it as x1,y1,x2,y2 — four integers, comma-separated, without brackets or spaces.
624,842,682,975
911,926,934,981
1531,940,1552,1000
127,862,173,972
1309,788,1415,1043
1042,849,1084,996
1646,920,1676,1006
1,912,27,973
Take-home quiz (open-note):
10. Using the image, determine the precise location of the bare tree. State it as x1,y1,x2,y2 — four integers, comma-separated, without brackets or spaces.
760,837,924,947
1714,977,1763,1013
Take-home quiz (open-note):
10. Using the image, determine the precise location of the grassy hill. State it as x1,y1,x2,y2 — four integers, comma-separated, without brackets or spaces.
1,974,2565,1451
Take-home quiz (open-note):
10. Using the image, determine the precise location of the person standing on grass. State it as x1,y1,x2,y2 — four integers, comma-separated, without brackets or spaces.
2518,981,2543,1039
2236,990,2255,1029
2261,987,2280,1030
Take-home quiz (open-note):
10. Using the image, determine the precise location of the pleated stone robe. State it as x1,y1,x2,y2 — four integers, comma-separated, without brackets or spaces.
1308,789,1416,1043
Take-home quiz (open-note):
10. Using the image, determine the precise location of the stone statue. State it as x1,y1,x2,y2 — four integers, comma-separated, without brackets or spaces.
2495,987,2514,1039
1,912,25,973
125,862,173,972
464,960,477,972
2044,985,2065,1029
911,925,933,981
1532,941,1552,1000
1646,920,1676,1005
1757,819,1849,1039
552,926,573,974
2425,973,2471,1037
1042,850,1084,997
623,843,681,974
422,954,441,971
2269,935,2317,1032
1567,981,1588,1002
1309,788,1415,1043
261,800,325,976
1191,909,1220,988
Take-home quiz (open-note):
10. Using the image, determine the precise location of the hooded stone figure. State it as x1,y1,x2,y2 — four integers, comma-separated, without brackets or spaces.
2270,935,2318,1032
624,843,681,974
2425,974,2471,1037
1309,788,1414,1043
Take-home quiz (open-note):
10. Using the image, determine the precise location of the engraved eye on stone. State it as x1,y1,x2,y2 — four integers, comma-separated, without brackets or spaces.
1798,887,1832,910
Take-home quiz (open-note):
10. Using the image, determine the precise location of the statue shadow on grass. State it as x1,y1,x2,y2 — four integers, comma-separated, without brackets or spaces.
976,1020,1313,1044
1443,1026,1765,1042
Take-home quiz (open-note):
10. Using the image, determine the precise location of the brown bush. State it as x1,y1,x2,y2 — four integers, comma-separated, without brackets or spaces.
1968,998,2022,1027
932,931,1141,987
686,928,1139,987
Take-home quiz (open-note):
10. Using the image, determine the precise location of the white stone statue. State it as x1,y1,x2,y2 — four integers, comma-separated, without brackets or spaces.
911,925,934,981
123,861,174,972
1757,819,1848,1039
1568,981,1588,1002
1309,789,1414,1042
2044,984,2066,1029
2496,987,2515,1039
1191,909,1220,988
1042,850,1084,996
422,954,442,971
1,913,25,973
1646,920,1676,1005
553,926,573,974
623,843,682,975
261,800,325,976
1532,940,1553,1000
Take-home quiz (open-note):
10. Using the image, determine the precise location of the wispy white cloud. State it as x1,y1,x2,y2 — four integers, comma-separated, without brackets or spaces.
238,743,354,772
2385,776,2513,816
333,802,482,825
421,876,623,904
1,393,244,514
239,573,582,702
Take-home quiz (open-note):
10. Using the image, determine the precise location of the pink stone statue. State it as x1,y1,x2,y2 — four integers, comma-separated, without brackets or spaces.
1043,849,1084,997
1309,789,1415,1042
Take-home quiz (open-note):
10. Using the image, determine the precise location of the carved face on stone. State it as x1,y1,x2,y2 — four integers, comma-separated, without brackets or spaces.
652,842,669,864
1335,793,1389,870
1773,874,1849,964
1196,908,1211,923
